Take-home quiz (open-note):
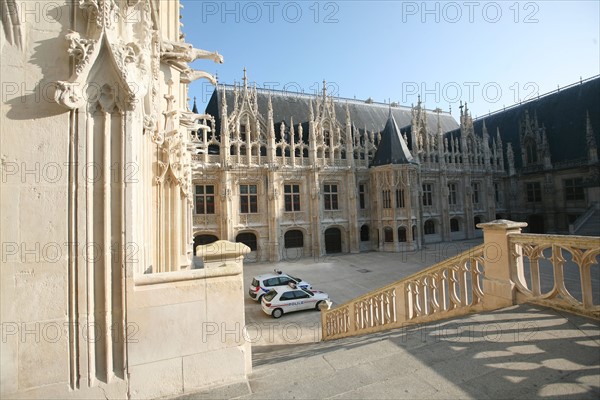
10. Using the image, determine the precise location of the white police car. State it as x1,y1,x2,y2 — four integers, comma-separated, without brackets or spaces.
261,284,330,318
249,270,311,301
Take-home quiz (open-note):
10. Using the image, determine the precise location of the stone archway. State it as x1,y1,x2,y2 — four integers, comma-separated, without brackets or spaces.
324,227,342,254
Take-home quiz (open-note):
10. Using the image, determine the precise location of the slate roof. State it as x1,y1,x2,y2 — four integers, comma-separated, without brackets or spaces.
205,86,459,145
371,114,417,166
445,76,600,169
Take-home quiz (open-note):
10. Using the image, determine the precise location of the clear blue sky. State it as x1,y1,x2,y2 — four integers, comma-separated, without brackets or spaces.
181,1,599,119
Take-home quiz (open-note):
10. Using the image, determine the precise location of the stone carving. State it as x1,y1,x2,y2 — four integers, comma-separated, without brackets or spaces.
161,39,224,63
181,68,217,85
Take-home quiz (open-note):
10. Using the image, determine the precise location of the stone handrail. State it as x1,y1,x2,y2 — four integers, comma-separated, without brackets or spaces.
509,233,600,317
322,220,600,342
322,244,486,340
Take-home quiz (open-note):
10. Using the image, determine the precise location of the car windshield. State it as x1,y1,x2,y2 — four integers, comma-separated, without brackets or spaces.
251,278,259,287
301,288,314,296
263,290,277,301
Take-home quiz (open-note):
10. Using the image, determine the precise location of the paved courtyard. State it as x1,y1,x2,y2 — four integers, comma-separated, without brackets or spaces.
242,239,484,345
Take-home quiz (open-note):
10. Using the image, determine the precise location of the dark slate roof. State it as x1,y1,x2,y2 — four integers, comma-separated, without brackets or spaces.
445,76,600,169
371,114,417,166
205,86,459,144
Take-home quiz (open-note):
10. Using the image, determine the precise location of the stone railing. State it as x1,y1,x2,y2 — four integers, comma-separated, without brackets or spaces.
321,220,600,341
322,244,485,340
509,233,600,317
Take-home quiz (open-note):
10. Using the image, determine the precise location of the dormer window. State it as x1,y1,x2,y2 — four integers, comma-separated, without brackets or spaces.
525,142,538,164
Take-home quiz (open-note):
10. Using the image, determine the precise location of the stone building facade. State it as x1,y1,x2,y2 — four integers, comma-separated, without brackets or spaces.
1,1,250,398
191,74,599,262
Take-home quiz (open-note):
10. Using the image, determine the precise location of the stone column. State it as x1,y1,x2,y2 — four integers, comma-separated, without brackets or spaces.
477,219,527,310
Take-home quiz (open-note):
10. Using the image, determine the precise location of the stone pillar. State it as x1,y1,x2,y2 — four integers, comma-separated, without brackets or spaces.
477,219,527,310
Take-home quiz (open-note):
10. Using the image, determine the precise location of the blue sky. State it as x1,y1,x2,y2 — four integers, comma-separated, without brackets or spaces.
181,1,599,119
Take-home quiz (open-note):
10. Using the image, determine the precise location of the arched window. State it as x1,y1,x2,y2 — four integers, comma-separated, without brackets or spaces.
424,220,435,235
284,230,303,249
412,225,417,241
450,218,460,232
384,227,393,242
398,227,407,242
360,225,369,242
236,232,257,251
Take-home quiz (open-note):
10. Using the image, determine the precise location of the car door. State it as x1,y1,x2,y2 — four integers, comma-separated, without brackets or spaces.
293,290,311,311
278,291,295,312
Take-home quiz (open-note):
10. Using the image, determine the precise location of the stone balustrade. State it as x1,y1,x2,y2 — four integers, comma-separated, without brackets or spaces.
509,233,600,317
321,220,599,341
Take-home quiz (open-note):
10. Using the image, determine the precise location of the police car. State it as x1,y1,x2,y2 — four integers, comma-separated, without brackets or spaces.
248,270,312,301
261,284,330,318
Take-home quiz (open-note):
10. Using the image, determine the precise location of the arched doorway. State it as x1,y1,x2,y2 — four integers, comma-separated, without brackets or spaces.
236,232,258,251
528,214,545,233
324,227,342,254
284,230,304,248
193,234,218,255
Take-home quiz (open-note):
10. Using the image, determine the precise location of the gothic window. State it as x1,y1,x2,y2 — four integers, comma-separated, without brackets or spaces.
382,190,391,209
565,178,584,201
384,227,393,242
239,145,247,156
450,218,460,232
324,130,331,147
236,232,257,251
526,182,542,203
398,227,407,242
360,225,369,242
240,184,258,213
526,142,538,164
284,184,301,211
195,185,215,214
324,184,339,210
424,220,435,235
422,184,433,206
359,184,366,209
494,182,501,203
396,189,405,208
448,183,457,205
471,182,480,205
284,230,304,248
240,124,247,142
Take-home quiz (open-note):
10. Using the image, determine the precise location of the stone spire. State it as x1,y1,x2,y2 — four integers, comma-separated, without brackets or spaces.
192,96,198,114
507,142,515,176
586,110,598,163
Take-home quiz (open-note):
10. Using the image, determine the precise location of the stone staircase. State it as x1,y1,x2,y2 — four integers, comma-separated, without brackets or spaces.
570,202,600,236
575,209,600,236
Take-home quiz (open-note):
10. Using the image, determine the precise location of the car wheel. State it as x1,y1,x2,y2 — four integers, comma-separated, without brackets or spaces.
272,308,283,318
257,294,264,302
315,300,324,310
